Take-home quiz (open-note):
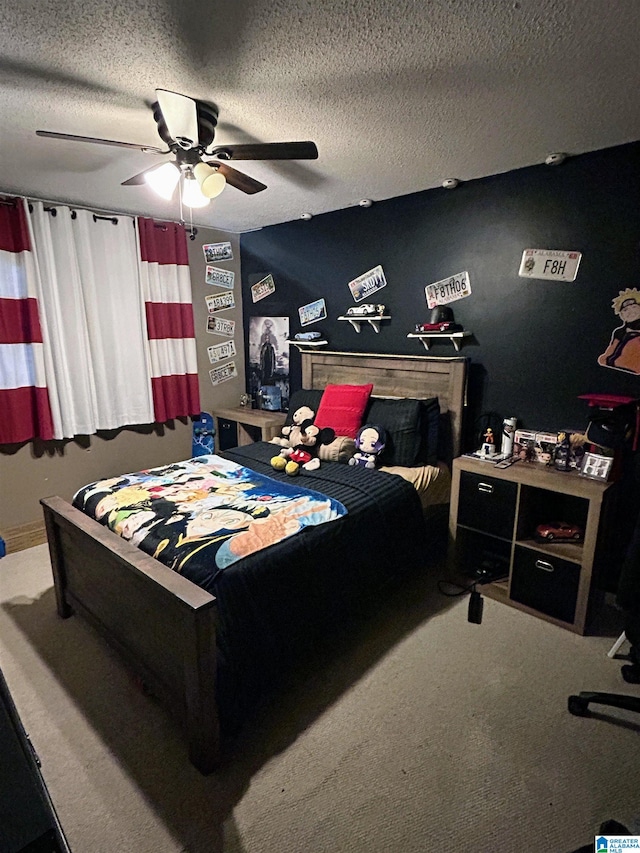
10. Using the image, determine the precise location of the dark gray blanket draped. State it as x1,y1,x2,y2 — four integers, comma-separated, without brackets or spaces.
214,442,430,730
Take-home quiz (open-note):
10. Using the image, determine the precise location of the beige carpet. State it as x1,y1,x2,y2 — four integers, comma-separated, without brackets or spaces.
0,544,639,853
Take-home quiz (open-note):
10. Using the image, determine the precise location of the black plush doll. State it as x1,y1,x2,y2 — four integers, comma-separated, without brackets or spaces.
271,418,335,475
348,424,387,469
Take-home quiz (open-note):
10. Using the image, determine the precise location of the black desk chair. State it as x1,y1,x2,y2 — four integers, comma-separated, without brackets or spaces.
568,493,640,718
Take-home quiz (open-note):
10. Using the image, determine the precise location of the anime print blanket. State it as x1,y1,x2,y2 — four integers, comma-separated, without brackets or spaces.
73,455,347,584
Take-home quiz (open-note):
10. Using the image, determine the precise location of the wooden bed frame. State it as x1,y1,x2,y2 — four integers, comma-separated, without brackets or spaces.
41,352,467,773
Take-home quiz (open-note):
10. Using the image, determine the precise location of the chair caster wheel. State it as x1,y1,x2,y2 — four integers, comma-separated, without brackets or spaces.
568,695,590,716
621,664,640,684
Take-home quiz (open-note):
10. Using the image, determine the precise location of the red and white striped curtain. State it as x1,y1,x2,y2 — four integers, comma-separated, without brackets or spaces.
0,199,54,443
137,218,200,423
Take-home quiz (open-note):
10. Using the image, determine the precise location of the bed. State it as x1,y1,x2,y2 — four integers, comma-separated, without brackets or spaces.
41,351,467,773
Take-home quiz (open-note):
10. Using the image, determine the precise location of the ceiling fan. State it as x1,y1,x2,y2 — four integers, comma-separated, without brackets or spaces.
36,89,319,207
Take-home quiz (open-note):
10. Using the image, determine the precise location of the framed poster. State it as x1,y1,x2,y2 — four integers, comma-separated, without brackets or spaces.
248,316,290,407
579,452,613,481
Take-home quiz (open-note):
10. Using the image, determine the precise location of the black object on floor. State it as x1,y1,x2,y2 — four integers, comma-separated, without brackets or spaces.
0,667,71,852
468,590,484,624
568,691,640,717
568,818,632,853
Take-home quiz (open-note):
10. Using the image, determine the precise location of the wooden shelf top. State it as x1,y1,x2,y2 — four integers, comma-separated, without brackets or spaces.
454,454,613,497
212,407,287,427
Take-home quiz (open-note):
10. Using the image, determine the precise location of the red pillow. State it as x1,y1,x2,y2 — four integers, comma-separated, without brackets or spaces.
315,383,374,438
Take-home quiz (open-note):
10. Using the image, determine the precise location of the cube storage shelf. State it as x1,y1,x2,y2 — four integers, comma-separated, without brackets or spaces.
449,455,617,634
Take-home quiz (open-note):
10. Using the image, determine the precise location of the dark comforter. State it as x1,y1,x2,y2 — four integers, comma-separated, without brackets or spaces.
214,442,429,728
73,440,431,730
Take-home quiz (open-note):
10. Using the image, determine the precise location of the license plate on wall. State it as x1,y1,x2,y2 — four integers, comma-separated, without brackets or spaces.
518,249,582,281
425,271,471,308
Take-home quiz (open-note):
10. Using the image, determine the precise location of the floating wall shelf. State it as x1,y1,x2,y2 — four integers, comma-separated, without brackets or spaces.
288,339,329,352
406,331,472,352
338,315,391,333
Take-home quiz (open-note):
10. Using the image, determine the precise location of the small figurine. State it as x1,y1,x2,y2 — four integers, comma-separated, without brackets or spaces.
480,427,496,457
517,439,536,462
553,432,571,471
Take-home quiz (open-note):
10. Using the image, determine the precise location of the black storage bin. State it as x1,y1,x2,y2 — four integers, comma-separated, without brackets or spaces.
218,418,238,451
457,472,517,540
510,545,580,623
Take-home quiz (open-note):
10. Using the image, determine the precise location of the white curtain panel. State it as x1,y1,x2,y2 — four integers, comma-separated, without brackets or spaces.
28,203,154,438
72,210,153,429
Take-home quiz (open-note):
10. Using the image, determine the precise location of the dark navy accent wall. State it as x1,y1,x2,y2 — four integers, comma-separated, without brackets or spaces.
241,142,640,449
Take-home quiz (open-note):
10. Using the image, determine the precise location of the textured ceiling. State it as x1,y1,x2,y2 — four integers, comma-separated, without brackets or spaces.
1,0,639,233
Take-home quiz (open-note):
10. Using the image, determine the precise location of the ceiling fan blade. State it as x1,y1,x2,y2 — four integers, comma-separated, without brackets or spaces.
155,89,199,149
205,162,267,194
208,141,318,161
36,130,164,153
121,165,163,186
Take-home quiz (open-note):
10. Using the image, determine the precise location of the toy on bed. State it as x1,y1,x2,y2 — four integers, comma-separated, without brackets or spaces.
269,404,316,448
271,406,335,475
348,424,387,469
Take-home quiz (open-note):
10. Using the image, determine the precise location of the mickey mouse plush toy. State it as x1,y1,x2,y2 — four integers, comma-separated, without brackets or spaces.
349,424,387,469
270,404,316,449
271,405,335,475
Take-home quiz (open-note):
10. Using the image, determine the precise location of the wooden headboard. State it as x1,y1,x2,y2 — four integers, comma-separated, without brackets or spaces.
301,350,468,459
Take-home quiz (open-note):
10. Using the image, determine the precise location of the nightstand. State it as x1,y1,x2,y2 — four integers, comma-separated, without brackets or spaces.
212,406,287,450
449,455,617,634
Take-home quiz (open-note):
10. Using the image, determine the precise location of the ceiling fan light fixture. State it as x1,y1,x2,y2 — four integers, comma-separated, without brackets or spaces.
145,162,180,200
193,162,227,199
182,171,210,208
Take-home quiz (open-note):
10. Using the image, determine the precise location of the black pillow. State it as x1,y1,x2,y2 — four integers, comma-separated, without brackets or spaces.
363,398,422,467
285,389,324,425
416,397,441,467
437,411,453,466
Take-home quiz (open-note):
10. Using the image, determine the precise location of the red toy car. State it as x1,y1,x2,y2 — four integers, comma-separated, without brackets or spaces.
535,521,584,542
414,321,463,333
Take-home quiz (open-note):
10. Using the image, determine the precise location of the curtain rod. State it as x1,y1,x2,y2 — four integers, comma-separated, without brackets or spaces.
0,191,194,229
0,191,240,236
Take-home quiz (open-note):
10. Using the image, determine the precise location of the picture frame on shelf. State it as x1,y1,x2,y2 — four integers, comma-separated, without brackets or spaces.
579,451,613,482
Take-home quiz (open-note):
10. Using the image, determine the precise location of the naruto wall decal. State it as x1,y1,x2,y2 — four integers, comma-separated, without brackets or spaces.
598,288,640,375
